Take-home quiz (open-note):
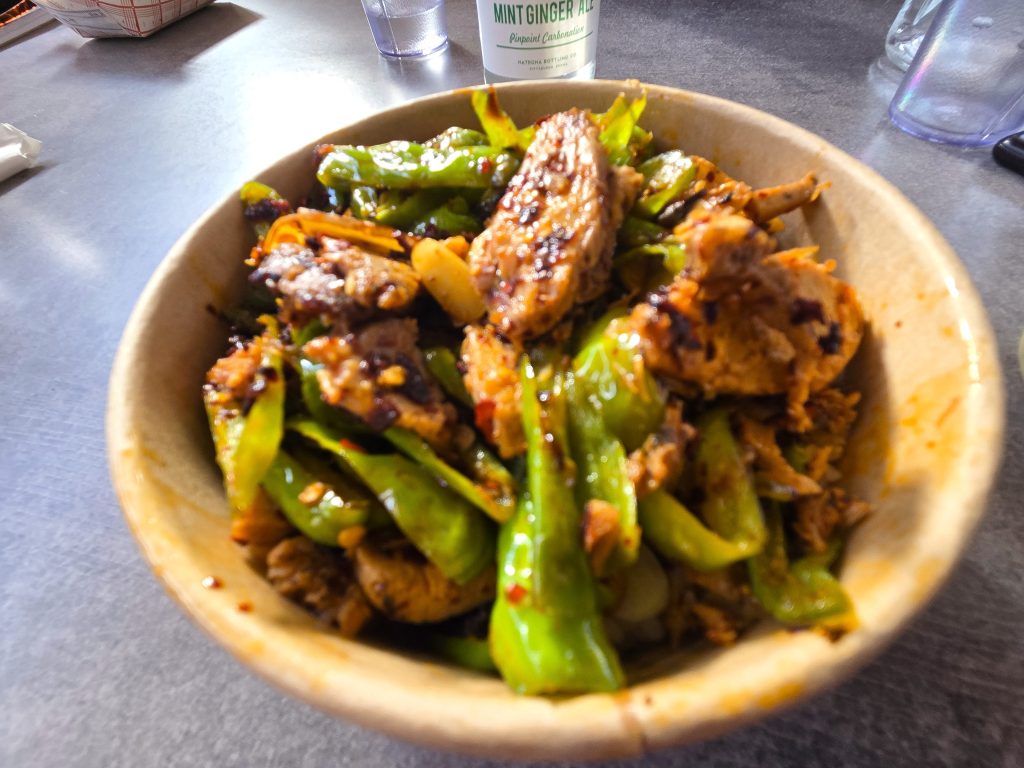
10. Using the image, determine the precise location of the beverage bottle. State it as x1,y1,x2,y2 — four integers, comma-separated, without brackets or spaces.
475,0,601,82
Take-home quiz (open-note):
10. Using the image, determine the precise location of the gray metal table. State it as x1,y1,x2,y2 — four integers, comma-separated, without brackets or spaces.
2,1,1021,765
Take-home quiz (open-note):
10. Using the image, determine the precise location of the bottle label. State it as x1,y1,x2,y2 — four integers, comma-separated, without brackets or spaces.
476,0,601,79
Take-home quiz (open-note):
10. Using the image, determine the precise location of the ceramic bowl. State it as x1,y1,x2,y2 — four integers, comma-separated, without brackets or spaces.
107,80,1004,760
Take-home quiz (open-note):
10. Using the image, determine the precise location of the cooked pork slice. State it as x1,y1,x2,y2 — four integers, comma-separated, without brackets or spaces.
798,387,862,453
229,489,294,548
744,172,819,223
662,158,816,233
353,538,496,624
469,109,617,341
581,499,621,576
460,324,525,458
250,240,418,328
737,415,822,499
626,403,695,499
627,214,864,428
793,488,871,555
266,536,374,637
321,237,419,310
597,163,645,295
304,318,458,448
203,335,266,409
664,563,763,648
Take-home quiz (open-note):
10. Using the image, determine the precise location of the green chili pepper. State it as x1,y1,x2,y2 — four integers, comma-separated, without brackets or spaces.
290,420,494,585
411,196,482,236
317,141,520,191
204,324,285,513
372,188,451,229
489,357,624,695
292,319,328,347
240,181,280,207
801,537,845,570
596,93,650,166
633,151,698,219
614,241,687,293
428,633,497,673
297,357,511,520
423,347,473,407
638,489,751,571
424,126,488,151
693,409,767,558
239,181,290,240
617,241,687,273
572,312,665,452
618,216,668,248
382,428,514,524
566,373,639,573
629,124,656,164
349,186,378,220
748,504,854,627
471,88,535,152
459,443,517,513
261,450,376,546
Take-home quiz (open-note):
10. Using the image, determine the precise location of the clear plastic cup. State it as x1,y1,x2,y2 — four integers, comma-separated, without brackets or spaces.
888,0,1024,146
360,0,448,58
885,0,943,71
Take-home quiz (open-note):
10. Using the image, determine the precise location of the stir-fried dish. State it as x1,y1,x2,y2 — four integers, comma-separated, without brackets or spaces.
203,89,870,695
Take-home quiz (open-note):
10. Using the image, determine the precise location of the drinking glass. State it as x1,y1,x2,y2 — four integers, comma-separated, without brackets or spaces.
889,0,1024,146
360,0,448,58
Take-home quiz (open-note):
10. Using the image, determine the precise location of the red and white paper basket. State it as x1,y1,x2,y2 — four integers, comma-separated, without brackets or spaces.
31,0,214,38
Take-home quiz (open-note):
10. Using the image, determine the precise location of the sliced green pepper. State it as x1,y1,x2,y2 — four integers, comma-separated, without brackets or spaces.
317,141,519,191
471,88,535,152
297,357,511,521
411,196,482,236
239,182,289,240
382,427,514,524
290,420,494,585
618,216,668,248
573,312,665,452
748,504,854,628
240,181,281,207
459,442,517,511
638,489,750,571
292,319,328,347
261,450,376,546
633,151,697,219
428,633,497,673
566,373,639,572
597,93,650,166
489,357,624,695
693,409,767,558
614,241,687,293
204,324,285,513
423,126,488,151
423,346,473,407
349,186,378,220
372,188,451,229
